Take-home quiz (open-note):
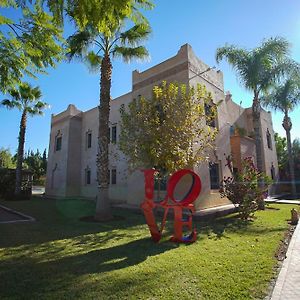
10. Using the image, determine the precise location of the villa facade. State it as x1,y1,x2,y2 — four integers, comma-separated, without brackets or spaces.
45,44,278,210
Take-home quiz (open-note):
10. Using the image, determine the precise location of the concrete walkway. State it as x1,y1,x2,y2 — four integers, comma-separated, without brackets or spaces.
271,222,300,300
265,196,300,205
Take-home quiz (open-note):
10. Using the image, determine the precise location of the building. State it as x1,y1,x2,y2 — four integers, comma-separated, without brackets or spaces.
45,44,278,210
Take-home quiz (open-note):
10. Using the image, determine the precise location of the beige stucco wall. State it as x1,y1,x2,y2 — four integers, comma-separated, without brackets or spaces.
46,104,82,197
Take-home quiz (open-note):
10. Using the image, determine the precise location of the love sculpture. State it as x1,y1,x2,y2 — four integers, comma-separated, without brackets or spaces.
141,169,202,243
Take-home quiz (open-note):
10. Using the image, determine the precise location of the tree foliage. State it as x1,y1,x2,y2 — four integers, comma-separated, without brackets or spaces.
275,134,300,184
274,133,288,172
216,37,292,176
24,148,47,182
1,82,47,114
119,81,219,175
216,37,291,94
293,139,300,182
0,147,16,168
261,74,300,115
0,0,63,91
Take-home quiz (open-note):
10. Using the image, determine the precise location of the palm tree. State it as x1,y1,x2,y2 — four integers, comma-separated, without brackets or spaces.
216,38,290,173
261,76,300,197
216,38,291,209
1,83,48,197
67,11,151,220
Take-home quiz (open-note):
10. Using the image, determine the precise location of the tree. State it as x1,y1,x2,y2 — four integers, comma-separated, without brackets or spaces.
42,148,47,174
24,149,47,182
66,0,152,220
216,38,290,174
119,81,218,176
293,139,300,185
0,147,15,168
274,133,288,178
1,83,48,196
216,37,292,208
261,76,300,196
0,0,63,92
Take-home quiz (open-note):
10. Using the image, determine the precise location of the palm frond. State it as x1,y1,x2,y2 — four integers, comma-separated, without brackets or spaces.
256,37,290,63
216,45,255,90
119,23,151,47
1,99,21,110
113,45,149,62
6,88,21,101
259,60,294,92
34,101,49,110
84,51,102,73
66,30,94,61
261,74,300,114
216,45,249,65
2,81,46,115
26,106,45,116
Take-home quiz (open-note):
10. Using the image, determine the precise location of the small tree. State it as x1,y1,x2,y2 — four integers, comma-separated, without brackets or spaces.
219,156,271,220
119,81,219,177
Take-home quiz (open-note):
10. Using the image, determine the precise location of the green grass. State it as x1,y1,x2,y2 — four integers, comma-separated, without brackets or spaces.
0,198,296,299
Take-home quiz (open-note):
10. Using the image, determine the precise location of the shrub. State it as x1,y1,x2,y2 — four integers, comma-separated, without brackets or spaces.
219,157,271,220
0,168,32,200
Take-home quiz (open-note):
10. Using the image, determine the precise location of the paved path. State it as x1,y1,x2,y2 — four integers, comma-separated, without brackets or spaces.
271,222,300,300
0,205,35,224
265,199,300,205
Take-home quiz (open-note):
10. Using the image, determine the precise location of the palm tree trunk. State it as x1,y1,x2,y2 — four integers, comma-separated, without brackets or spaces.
252,95,265,209
252,96,264,172
95,53,113,221
15,110,27,197
283,113,297,197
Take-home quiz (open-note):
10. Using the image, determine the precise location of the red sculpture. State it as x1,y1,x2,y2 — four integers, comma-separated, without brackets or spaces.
141,169,202,243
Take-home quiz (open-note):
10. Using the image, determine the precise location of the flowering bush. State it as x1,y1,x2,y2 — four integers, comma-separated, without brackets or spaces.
219,156,271,220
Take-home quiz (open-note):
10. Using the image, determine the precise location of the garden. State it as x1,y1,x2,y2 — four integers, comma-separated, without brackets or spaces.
0,197,296,299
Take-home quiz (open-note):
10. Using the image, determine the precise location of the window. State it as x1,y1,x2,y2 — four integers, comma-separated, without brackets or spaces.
154,177,167,191
209,162,220,189
271,164,275,180
111,169,117,184
266,129,272,150
85,168,91,185
55,136,62,151
205,103,217,128
86,132,92,149
111,125,117,143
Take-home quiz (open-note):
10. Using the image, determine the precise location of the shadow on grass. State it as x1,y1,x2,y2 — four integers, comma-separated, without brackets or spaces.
194,213,286,239
0,198,148,248
0,237,177,298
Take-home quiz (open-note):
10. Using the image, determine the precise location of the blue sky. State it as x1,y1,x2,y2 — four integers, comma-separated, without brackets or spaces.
1,0,300,154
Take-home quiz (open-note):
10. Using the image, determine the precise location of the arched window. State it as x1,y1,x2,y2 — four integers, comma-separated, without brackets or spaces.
85,167,91,185
86,130,92,149
266,129,272,150
55,131,62,152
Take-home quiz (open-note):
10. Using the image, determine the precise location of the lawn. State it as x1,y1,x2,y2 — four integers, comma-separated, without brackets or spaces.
0,198,295,299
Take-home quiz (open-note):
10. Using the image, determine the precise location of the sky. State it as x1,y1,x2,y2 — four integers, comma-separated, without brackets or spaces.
1,0,300,154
